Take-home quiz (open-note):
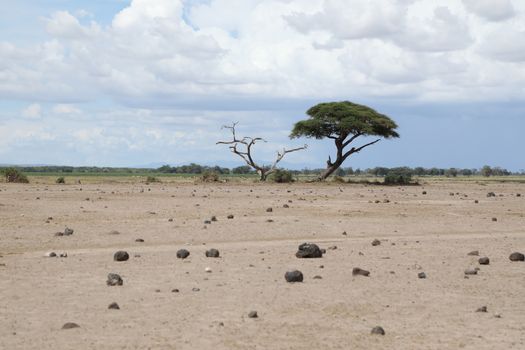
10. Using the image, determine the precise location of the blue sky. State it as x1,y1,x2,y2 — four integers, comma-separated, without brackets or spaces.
0,0,524,171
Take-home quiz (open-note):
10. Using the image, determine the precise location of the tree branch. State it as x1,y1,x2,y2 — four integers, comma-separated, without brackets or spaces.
343,139,381,159
342,133,362,148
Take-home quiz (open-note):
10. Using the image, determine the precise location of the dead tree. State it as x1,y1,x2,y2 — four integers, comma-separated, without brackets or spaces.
217,122,307,181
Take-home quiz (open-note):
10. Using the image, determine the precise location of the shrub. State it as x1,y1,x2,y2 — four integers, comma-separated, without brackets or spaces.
56,177,66,184
270,169,294,183
145,176,160,183
384,172,413,185
201,171,219,182
2,167,29,183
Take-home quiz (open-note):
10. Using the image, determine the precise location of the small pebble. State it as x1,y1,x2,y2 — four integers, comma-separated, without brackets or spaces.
108,302,120,310
478,257,490,265
371,326,385,335
248,311,258,318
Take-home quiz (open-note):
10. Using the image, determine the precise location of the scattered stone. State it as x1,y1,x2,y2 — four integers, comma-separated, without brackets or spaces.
422,191,427,195
467,250,479,256
474,200,479,204
64,227,74,236
371,239,381,246
285,270,304,282
177,249,190,259
211,216,217,222
486,192,496,197
476,306,487,313
313,275,322,279
205,249,220,258
62,322,80,330
135,238,144,243
492,217,497,222
168,218,173,222
352,268,370,277
108,302,120,310
464,268,478,275
203,220,212,225
371,326,385,335
113,251,129,262
205,267,212,273
107,273,123,286
342,231,347,236
283,204,289,208
478,257,490,265
266,207,273,212
59,252,68,258
296,243,323,258
192,287,200,292
517,193,521,197
171,289,179,293
108,230,120,235
45,252,57,257
248,311,258,318
418,272,427,279
227,214,234,219
328,245,337,250
509,252,525,261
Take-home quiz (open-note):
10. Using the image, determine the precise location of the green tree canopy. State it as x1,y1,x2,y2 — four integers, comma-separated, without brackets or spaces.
290,101,399,180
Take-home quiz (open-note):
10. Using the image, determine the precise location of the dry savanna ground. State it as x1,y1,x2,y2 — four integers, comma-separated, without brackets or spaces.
1,177,524,349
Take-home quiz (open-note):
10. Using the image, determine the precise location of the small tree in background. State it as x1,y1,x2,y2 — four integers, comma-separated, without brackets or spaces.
290,101,399,180
217,122,307,181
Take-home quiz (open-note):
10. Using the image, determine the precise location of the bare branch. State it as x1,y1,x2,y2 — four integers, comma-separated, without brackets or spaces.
343,139,380,159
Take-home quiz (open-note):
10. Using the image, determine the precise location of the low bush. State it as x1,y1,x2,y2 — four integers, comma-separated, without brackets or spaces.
384,172,413,185
201,171,219,182
2,168,29,183
270,169,294,183
145,176,160,183
56,177,65,184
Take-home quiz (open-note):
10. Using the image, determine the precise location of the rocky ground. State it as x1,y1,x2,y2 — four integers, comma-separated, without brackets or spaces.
1,179,524,349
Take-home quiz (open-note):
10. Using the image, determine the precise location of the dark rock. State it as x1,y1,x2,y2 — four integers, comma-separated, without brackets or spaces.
371,326,385,335
285,270,303,282
205,249,220,258
492,217,497,222
107,273,123,286
192,287,200,292
517,193,521,197
168,218,173,222
108,230,120,235
135,238,144,242
467,250,479,256
62,322,80,329
114,251,129,262
313,275,322,279
478,257,490,265
171,289,179,293
227,214,234,219
352,268,370,277
266,207,273,212
64,227,74,236
203,220,212,225
328,246,337,250
283,204,289,208
371,239,381,246
476,306,487,313
296,243,323,258
509,252,525,261
177,249,190,259
248,311,258,318
211,216,217,222
474,200,479,203
422,191,427,195
487,192,496,197
464,268,478,275
418,272,427,279
108,302,120,310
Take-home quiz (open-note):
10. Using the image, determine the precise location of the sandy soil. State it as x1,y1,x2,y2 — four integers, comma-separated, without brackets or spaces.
1,179,524,349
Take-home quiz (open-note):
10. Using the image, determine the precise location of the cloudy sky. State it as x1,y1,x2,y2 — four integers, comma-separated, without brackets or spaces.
0,0,523,170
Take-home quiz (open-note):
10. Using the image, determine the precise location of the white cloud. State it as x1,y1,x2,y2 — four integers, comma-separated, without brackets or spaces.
463,0,515,21
22,103,42,119
0,0,523,108
52,104,81,114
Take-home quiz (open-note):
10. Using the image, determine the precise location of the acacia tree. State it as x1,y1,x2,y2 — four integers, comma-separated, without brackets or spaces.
217,122,307,181
290,101,399,180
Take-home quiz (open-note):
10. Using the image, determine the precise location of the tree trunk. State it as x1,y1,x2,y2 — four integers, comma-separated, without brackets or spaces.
318,162,342,181
258,169,267,181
